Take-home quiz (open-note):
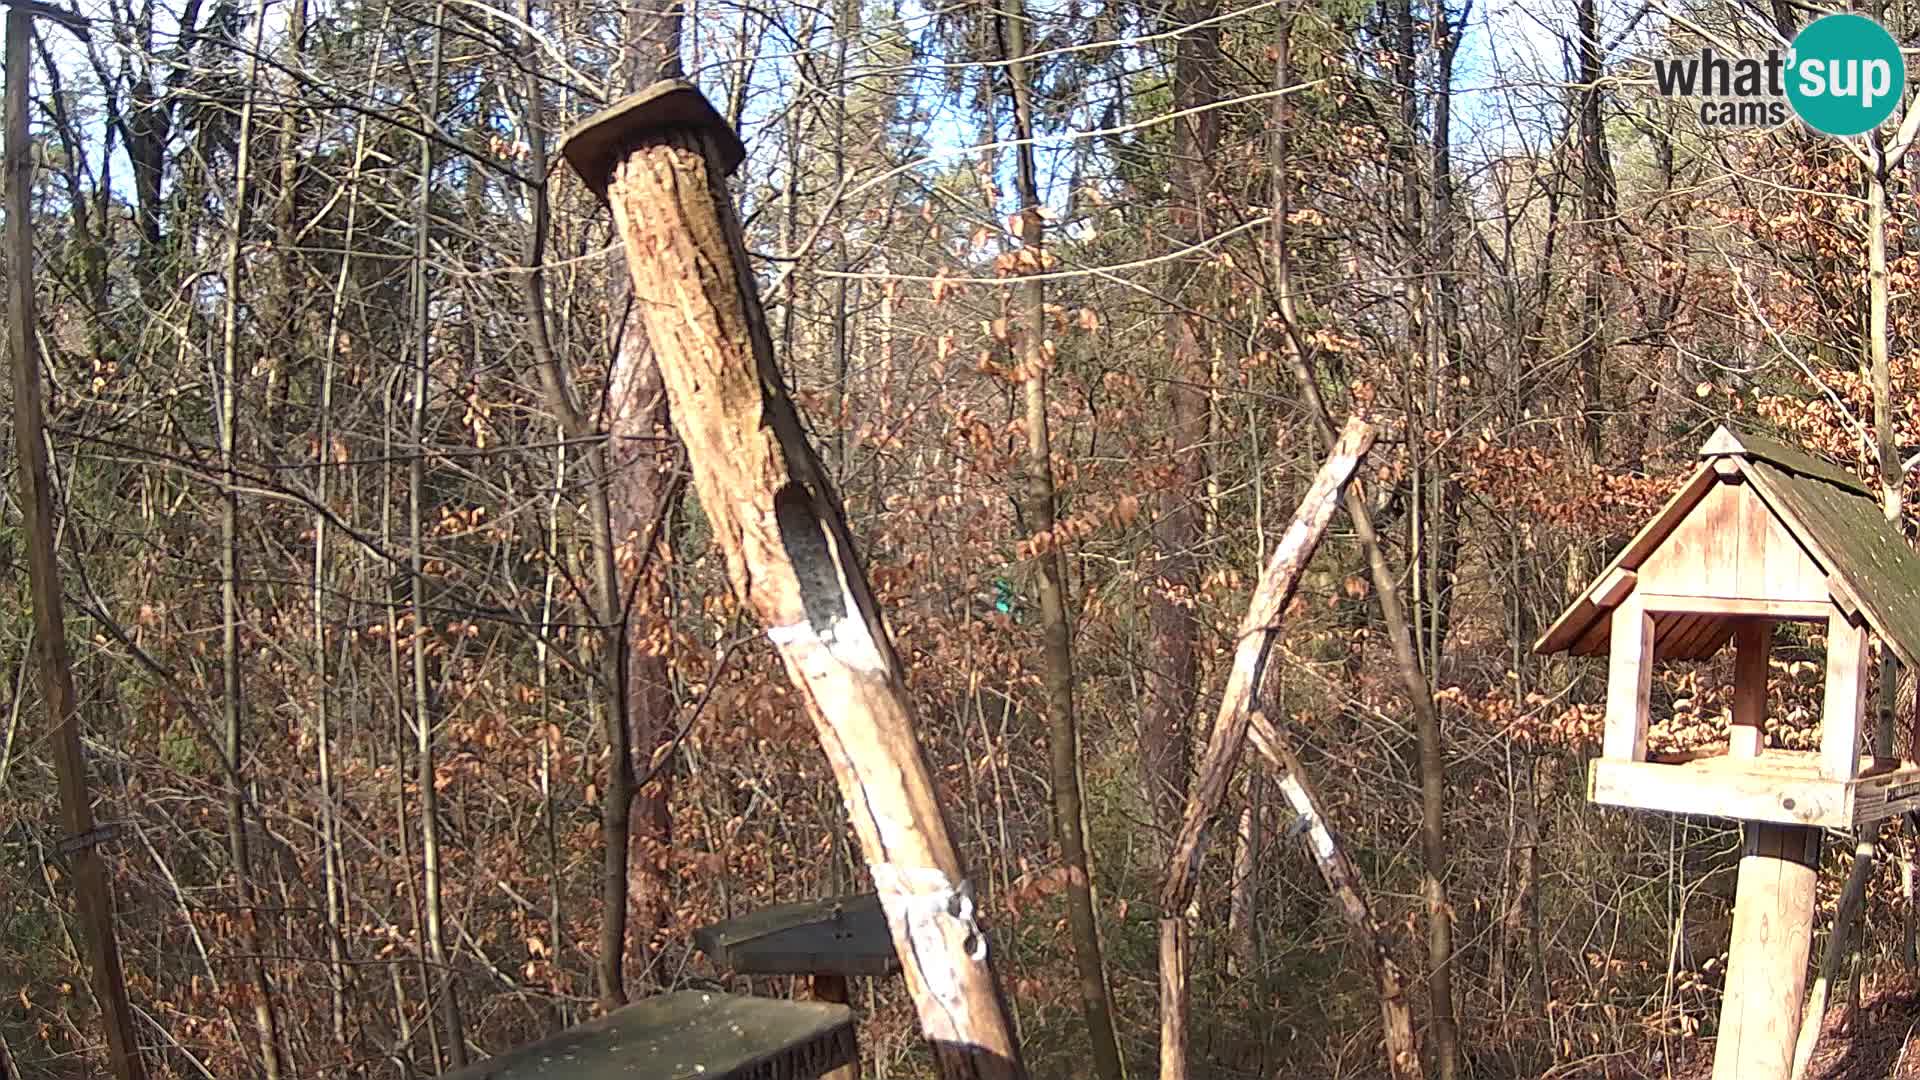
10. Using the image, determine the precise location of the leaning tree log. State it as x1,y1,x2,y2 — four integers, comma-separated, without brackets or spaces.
560,81,1024,1078
1156,416,1420,1080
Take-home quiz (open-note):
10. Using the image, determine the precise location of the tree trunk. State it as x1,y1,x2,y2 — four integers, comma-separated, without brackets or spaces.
1421,8,1463,672
311,80,372,1048
1144,0,1222,866
998,4,1126,1075
517,0,684,1011
579,84,1027,1077
218,1,285,1071
4,12,147,1078
1575,0,1609,461
410,8,465,1065
608,4,686,983
1796,142,1908,1078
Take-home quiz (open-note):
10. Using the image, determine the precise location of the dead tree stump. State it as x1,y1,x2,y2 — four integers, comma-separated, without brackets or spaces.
561,81,1025,1079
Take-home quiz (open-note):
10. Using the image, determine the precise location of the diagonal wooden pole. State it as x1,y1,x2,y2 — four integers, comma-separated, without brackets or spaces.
1154,417,1422,1080
1246,711,1421,1077
561,82,1025,1078
5,6,147,1079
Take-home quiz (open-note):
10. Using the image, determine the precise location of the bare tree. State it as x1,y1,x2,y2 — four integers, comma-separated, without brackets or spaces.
999,1,1124,1073
5,7,146,1078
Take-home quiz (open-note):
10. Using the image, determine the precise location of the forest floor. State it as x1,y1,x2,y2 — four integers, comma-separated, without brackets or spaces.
1612,983,1920,1080
1545,982,1920,1079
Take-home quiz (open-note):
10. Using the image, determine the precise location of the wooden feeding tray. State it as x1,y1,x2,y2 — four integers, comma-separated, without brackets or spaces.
442,991,856,1080
1589,750,1920,829
694,893,900,980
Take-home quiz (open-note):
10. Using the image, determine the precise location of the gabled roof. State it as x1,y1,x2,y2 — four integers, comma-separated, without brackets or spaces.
1534,425,1920,669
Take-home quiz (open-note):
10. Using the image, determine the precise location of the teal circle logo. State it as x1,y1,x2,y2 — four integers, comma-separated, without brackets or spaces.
1787,14,1905,136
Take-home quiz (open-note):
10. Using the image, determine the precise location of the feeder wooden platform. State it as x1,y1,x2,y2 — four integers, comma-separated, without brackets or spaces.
693,893,899,979
442,991,856,1080
1589,751,1920,829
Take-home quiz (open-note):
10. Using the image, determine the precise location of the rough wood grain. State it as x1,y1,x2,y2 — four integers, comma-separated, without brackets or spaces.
591,106,1024,1076
1712,824,1819,1080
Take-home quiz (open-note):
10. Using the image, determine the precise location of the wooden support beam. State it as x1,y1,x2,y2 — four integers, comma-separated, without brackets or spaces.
1587,758,1840,827
561,82,1025,1077
1732,622,1771,759
1640,595,1833,621
1823,613,1868,781
811,976,857,1080
1829,578,1865,622
1604,594,1654,761
1156,418,1380,1073
1712,823,1820,1080
1247,713,1421,1077
1592,567,1637,607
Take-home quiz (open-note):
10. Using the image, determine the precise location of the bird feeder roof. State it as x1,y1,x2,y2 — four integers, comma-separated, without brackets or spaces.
693,892,900,978
1535,425,1920,669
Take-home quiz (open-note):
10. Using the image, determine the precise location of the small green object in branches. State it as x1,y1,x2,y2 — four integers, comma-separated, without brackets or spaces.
991,577,1026,622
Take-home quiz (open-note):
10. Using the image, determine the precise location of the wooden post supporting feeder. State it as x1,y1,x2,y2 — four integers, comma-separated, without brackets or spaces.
1537,425,1920,1080
560,82,1025,1077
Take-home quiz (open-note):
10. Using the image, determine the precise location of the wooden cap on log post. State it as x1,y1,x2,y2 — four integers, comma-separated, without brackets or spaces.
559,79,747,198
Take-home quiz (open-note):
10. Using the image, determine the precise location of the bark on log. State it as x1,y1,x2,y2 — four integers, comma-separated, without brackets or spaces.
566,83,1025,1078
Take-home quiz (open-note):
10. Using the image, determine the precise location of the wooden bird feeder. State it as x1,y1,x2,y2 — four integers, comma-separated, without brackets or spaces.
440,991,856,1080
557,79,1026,1074
1537,424,1920,1080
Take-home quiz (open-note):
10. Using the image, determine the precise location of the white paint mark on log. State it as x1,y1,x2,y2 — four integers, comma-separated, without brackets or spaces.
821,611,889,677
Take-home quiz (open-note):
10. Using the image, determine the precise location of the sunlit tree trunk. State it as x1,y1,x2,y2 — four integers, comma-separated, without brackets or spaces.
999,3,1124,1074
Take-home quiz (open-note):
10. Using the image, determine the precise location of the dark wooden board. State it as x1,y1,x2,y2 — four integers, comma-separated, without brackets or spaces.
559,80,747,197
443,992,856,1080
694,893,900,978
